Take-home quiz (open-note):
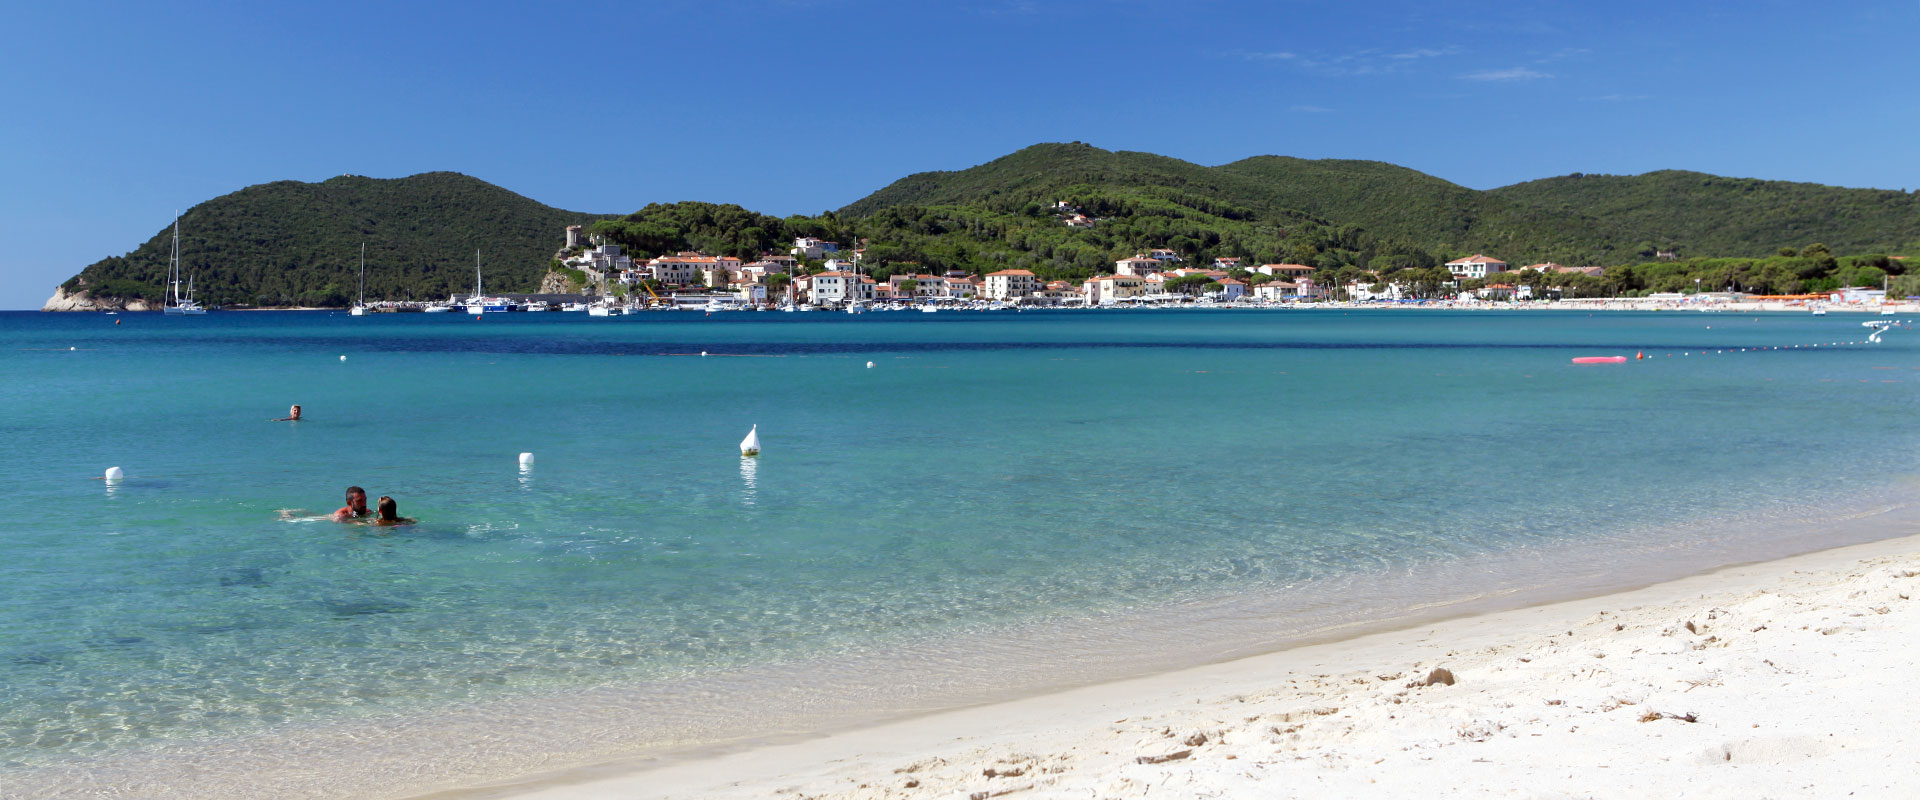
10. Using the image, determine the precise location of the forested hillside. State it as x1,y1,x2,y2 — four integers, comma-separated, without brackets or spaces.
51,145,1919,309
1490,170,1920,257
59,173,597,307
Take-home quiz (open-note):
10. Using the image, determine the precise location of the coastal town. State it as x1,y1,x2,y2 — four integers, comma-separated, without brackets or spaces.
422,221,1913,315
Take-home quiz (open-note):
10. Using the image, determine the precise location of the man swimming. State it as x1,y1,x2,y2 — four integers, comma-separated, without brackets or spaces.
372,496,416,526
333,486,370,521
271,405,302,422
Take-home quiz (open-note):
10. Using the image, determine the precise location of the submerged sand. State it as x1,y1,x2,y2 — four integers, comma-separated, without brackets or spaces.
464,533,1920,800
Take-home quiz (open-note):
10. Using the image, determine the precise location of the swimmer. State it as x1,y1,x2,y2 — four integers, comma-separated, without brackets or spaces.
333,486,370,521
271,404,303,422
372,495,416,526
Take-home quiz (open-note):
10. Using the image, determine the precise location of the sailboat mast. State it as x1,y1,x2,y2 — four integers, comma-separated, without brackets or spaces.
170,214,181,304
358,242,367,305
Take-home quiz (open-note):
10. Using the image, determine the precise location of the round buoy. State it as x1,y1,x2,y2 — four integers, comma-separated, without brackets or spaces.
104,466,124,481
518,452,535,466
69,346,75,351
339,355,347,362
701,351,708,357
115,319,121,325
866,361,875,369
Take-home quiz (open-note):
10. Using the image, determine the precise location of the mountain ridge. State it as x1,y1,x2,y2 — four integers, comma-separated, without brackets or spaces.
47,144,1917,309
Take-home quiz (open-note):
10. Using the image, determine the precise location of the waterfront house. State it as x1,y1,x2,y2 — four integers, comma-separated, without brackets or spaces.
985,269,1041,300
1082,274,1146,305
1115,256,1161,276
1255,264,1315,280
1215,278,1247,301
1253,281,1298,301
1445,254,1509,280
810,271,876,305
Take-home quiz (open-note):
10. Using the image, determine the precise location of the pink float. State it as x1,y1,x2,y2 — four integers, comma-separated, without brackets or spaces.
1571,356,1628,364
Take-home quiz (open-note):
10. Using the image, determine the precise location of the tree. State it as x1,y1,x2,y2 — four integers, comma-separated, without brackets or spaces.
897,278,919,296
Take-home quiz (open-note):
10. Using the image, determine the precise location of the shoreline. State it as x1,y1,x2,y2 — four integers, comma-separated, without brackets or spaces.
6,492,1918,799
452,529,1920,800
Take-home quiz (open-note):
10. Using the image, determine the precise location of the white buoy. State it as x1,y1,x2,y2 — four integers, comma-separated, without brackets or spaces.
69,346,76,351
866,361,875,369
739,424,761,457
104,466,124,481
518,452,535,466
701,351,708,357
340,355,347,361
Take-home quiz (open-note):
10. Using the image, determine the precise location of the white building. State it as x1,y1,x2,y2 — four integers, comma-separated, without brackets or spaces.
984,269,1041,300
1148,248,1182,263
889,273,951,298
1215,278,1247,301
1115,256,1161,276
1253,281,1298,301
1254,263,1315,280
792,237,840,260
1082,274,1146,305
1444,254,1509,280
809,271,876,305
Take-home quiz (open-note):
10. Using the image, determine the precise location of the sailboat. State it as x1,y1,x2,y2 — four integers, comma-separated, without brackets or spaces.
349,243,369,316
464,250,508,314
162,213,206,315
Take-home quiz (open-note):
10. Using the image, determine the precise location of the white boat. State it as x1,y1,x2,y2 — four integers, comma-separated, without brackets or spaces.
1810,305,1827,316
846,300,865,314
920,305,938,313
422,303,453,313
463,250,509,313
349,243,369,316
161,214,206,315
587,301,624,317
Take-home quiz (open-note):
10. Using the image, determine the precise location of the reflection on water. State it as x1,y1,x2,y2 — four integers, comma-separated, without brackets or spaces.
518,463,533,491
739,456,757,506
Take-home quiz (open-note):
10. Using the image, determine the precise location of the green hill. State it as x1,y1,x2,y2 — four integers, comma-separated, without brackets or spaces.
840,142,1626,266
58,172,598,308
52,145,1920,309
1490,170,1920,258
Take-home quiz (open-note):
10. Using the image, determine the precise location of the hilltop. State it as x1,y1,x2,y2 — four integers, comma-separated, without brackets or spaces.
49,172,598,310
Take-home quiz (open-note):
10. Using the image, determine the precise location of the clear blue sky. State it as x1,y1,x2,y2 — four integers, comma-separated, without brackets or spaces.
3,0,1916,308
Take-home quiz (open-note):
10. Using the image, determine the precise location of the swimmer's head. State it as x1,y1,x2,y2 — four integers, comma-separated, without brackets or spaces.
289,405,302,419
345,486,367,512
377,496,398,521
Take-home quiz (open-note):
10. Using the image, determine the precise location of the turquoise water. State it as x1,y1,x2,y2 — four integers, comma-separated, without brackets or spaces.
3,308,1917,795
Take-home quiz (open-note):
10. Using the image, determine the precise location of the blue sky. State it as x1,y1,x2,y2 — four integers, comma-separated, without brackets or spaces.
2,0,1916,308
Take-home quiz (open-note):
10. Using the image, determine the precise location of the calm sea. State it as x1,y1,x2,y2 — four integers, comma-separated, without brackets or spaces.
3,308,1916,797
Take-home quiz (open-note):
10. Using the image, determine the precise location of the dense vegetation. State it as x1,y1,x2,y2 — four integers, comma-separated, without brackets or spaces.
61,173,597,307
1491,171,1920,258
55,144,1919,308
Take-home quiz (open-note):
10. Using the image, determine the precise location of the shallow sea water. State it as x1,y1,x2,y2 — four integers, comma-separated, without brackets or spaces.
1,308,1915,795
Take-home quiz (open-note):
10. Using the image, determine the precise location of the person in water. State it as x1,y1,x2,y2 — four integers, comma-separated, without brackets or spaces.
333,486,370,521
271,405,302,422
372,496,416,526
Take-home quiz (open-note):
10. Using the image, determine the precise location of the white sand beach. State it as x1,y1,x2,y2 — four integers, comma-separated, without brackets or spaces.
459,532,1920,800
